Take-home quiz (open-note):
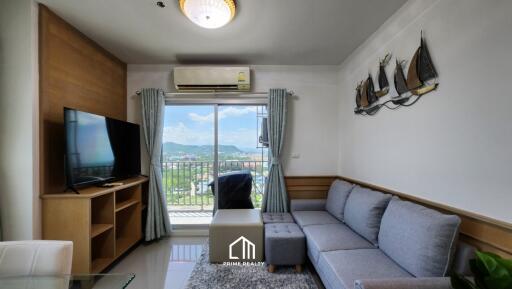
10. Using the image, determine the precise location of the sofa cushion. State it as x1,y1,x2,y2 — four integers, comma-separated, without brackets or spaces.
343,186,391,245
290,199,326,212
291,211,340,228
325,180,354,221
303,223,374,264
317,249,412,289
378,197,461,277
262,212,294,224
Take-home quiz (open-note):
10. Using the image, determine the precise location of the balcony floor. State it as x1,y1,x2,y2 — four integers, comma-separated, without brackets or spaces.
169,209,213,226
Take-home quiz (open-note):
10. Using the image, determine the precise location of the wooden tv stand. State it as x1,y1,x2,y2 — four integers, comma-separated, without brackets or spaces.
41,176,149,274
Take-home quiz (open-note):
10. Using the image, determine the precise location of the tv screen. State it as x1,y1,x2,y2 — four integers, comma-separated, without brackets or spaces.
64,108,141,188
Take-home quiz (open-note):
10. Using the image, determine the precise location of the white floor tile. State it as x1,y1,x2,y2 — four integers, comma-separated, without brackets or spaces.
106,237,206,289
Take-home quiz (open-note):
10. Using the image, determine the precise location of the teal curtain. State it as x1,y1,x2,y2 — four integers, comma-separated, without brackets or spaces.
141,88,172,241
262,88,289,212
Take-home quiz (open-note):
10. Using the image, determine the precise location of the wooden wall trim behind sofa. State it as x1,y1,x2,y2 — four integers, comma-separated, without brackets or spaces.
285,176,512,258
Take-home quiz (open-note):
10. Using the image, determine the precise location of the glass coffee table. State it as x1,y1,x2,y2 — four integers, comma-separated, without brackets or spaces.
0,273,135,289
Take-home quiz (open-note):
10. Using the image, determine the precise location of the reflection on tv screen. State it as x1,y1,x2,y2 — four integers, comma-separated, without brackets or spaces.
64,108,141,187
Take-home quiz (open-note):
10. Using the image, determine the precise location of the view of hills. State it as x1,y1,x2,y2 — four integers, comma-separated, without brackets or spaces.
163,142,241,155
163,142,250,156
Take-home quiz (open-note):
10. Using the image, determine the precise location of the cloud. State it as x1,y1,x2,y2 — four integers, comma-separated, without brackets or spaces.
219,106,257,119
163,122,213,145
188,112,214,122
219,128,258,148
188,106,257,123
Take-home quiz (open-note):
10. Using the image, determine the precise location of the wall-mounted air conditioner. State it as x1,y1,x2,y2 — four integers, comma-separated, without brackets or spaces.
173,66,250,92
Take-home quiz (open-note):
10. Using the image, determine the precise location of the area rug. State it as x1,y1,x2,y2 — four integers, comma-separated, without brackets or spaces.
184,243,319,289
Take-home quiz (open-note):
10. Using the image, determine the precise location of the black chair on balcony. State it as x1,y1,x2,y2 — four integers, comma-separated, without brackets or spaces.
209,170,254,210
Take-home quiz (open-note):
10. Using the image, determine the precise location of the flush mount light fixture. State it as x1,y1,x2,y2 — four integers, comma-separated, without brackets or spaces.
179,0,236,29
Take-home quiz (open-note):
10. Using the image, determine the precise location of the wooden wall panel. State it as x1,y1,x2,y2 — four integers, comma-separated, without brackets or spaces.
285,175,512,258
39,5,127,195
285,176,336,199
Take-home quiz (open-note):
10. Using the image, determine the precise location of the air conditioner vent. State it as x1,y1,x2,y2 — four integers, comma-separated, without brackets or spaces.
176,84,240,91
174,67,250,92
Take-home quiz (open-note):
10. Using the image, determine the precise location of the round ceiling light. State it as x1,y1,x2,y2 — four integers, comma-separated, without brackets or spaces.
179,0,236,29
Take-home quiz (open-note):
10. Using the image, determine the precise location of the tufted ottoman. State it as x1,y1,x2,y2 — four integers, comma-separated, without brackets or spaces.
264,222,306,273
262,212,294,224
209,209,264,263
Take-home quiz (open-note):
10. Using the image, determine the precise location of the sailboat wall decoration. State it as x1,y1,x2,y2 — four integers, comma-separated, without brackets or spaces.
354,32,439,116
392,59,410,105
375,53,391,97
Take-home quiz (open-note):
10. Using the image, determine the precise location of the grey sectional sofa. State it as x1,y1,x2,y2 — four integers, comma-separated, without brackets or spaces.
290,180,472,289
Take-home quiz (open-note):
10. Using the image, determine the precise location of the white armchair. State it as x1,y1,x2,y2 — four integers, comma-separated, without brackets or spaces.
0,241,73,276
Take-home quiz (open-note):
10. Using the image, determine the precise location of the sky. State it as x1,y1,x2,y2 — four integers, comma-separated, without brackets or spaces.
163,105,266,150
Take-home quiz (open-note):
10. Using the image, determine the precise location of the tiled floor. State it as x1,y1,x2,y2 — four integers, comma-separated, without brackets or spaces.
104,236,325,289
106,237,207,289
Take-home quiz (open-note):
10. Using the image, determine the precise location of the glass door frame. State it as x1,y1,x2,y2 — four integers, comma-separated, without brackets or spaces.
165,95,268,214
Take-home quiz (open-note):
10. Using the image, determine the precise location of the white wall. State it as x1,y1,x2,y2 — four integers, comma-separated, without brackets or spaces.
127,65,340,176
0,0,40,240
337,0,512,223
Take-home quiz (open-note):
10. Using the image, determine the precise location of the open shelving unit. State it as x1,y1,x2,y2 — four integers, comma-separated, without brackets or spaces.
114,185,141,257
115,199,139,212
42,176,148,274
91,224,114,238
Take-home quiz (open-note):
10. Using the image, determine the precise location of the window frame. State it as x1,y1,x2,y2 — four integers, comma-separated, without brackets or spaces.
164,96,268,213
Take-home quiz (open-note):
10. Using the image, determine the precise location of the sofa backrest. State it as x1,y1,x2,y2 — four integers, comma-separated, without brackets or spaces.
325,180,354,221
344,186,391,245
378,197,461,277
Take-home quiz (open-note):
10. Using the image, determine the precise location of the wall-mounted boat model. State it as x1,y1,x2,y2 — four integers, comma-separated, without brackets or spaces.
392,59,410,105
354,53,391,115
375,53,391,98
355,32,439,116
407,32,438,95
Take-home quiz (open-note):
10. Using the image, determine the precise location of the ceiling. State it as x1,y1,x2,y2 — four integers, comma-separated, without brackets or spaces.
37,0,407,65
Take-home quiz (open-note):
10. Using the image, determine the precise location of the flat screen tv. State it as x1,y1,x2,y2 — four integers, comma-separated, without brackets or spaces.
64,108,141,190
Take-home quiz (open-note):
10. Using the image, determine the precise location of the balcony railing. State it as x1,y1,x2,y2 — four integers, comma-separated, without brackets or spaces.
162,160,268,211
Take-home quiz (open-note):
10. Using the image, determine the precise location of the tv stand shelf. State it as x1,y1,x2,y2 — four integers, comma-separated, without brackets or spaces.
42,176,148,274
91,224,113,238
43,176,149,198
115,199,140,212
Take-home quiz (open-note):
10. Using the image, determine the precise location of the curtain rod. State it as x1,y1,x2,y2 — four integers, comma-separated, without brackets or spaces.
136,91,267,96
135,90,294,97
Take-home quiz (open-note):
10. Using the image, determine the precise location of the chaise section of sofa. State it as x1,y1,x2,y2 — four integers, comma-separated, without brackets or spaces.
317,249,413,289
289,179,465,289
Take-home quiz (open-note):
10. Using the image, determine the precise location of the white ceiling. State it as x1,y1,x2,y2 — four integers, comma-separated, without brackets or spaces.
37,0,407,65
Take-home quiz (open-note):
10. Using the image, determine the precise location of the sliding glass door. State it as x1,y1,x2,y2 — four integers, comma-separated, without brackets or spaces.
163,103,268,229
218,105,268,208
163,105,215,228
